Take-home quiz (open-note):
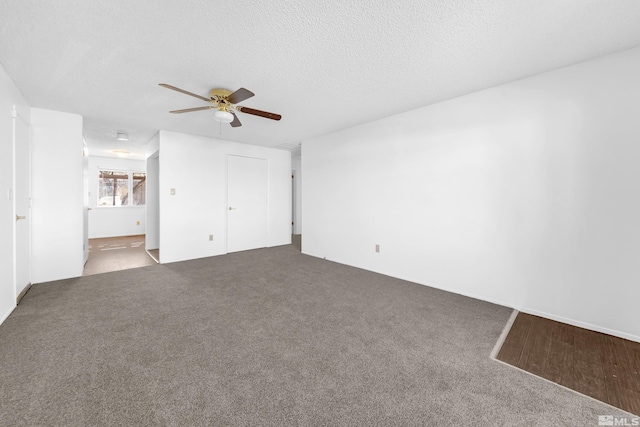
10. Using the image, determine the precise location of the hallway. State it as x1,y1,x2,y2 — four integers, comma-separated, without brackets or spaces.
83,235,157,276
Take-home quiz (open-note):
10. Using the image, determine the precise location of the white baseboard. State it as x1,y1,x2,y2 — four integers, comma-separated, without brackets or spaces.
517,306,640,344
300,253,640,344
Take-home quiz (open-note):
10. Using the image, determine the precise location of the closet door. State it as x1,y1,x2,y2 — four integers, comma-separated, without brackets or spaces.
14,110,31,300
227,155,267,253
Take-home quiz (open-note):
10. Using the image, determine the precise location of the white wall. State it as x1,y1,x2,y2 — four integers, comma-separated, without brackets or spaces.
159,130,291,264
145,132,159,157
82,144,89,263
145,133,160,251
292,150,302,234
303,47,640,342
31,108,84,284
87,156,146,238
145,152,160,251
0,64,29,324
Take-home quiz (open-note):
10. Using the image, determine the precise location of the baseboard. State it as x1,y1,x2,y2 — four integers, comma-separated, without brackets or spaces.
517,306,640,344
301,253,640,344
374,270,640,344
16,283,32,305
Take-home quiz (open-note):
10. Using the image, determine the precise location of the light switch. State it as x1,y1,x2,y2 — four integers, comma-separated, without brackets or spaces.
170,188,176,195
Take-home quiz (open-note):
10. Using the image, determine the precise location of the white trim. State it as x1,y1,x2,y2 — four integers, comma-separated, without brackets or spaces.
302,255,640,344
516,306,640,344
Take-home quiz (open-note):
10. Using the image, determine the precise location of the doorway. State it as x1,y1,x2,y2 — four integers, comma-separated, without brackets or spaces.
82,156,155,276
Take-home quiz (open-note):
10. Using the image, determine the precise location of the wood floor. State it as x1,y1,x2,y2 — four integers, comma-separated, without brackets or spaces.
497,312,640,415
83,235,158,276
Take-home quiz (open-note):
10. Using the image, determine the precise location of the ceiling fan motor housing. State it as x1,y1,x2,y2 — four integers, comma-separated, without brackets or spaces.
209,88,232,101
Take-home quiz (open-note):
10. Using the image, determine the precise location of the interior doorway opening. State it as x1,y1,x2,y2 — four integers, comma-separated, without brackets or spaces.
83,150,157,276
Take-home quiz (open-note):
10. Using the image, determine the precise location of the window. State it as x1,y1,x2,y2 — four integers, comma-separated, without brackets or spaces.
98,170,146,206
132,172,146,206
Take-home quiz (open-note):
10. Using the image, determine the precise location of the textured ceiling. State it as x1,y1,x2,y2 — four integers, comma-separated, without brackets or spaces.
1,0,640,159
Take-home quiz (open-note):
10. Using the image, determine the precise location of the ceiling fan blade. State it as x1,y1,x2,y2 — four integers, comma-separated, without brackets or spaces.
230,112,242,127
159,83,211,102
227,88,255,104
236,106,281,121
169,106,215,114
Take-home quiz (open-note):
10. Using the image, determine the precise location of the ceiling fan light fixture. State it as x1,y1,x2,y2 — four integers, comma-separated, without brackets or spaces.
116,132,129,141
214,110,234,123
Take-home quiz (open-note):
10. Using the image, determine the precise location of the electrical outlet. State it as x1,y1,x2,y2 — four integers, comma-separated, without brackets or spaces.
170,188,176,195
375,244,380,253
209,234,214,241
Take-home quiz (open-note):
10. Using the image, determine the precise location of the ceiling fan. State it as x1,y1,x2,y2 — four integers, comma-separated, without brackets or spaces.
159,83,281,128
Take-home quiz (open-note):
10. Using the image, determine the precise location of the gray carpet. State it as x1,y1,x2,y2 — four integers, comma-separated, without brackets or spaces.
0,238,626,426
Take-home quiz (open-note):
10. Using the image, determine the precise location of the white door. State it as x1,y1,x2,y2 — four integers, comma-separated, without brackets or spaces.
14,109,30,298
227,155,268,253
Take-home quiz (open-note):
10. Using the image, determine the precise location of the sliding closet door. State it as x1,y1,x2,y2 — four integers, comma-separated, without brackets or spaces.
227,155,267,253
